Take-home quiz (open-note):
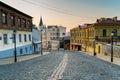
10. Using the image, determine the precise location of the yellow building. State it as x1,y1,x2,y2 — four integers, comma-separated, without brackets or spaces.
70,17,120,55
70,26,82,51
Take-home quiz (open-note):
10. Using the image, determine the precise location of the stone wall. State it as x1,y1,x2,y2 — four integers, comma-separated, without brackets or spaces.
102,44,120,57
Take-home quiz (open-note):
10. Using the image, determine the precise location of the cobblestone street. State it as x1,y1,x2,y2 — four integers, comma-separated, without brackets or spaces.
0,51,120,80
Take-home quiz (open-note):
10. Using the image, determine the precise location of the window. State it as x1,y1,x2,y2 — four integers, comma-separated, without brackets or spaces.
62,33,65,35
3,34,8,44
20,49,23,54
18,18,21,27
25,47,27,52
53,29,55,31
27,21,30,28
11,15,15,26
0,37,2,40
103,29,106,37
24,34,27,42
29,34,31,41
114,29,117,36
57,33,59,36
19,34,22,42
51,37,52,40
30,46,32,51
23,19,26,28
2,12,7,24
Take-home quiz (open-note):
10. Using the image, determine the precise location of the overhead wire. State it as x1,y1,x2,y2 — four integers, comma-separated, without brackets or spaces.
21,0,83,18
31,0,71,13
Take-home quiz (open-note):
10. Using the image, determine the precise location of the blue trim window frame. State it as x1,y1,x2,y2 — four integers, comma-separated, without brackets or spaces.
30,46,32,51
3,34,8,44
29,34,31,41
24,34,27,42
20,48,23,54
19,34,22,42
25,47,27,53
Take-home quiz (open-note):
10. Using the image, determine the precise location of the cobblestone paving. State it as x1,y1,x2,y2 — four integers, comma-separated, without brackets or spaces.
62,51,120,80
0,51,65,80
0,51,120,80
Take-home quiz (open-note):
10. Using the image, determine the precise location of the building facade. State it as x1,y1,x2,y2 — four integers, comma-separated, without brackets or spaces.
70,17,120,55
47,25,66,50
39,17,47,51
32,25,41,54
63,36,70,50
0,1,33,58
70,26,82,51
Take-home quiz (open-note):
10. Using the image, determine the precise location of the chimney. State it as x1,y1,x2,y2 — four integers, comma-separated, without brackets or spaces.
78,25,81,28
113,16,117,21
101,17,105,21
96,19,100,23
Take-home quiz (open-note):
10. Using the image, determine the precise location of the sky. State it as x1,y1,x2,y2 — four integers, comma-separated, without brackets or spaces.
1,0,120,32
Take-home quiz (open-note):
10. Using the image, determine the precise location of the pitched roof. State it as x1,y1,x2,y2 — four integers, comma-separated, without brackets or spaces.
0,1,32,18
95,17,120,25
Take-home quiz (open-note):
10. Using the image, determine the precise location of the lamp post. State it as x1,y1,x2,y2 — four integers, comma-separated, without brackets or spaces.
13,30,17,62
93,24,96,56
40,30,43,55
93,38,96,56
111,31,114,62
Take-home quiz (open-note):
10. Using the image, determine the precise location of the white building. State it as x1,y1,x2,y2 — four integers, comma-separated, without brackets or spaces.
0,1,33,58
47,25,66,50
57,26,66,37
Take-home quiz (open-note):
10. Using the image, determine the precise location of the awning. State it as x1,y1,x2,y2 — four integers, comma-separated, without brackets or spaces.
33,41,41,44
33,40,46,44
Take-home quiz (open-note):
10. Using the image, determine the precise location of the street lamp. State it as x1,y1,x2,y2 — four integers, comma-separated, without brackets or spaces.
93,38,96,56
111,31,114,62
40,30,43,55
13,30,17,62
93,24,96,56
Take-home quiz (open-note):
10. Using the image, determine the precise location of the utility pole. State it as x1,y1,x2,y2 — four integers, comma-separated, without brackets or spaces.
93,25,96,56
13,30,17,62
111,31,114,62
41,30,43,55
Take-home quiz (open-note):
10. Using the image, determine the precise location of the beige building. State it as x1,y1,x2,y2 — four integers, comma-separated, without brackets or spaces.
39,17,47,51
47,25,66,50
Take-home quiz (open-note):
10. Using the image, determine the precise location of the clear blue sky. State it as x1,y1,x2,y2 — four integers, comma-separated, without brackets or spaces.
1,0,120,32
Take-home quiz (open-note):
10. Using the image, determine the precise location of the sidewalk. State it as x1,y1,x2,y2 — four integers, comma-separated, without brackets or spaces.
0,52,50,65
96,53,120,66
80,51,120,66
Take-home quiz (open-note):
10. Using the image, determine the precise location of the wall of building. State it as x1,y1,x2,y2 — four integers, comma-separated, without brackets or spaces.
0,29,33,58
102,44,120,57
32,25,41,53
47,26,66,51
58,26,66,37
0,1,33,58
